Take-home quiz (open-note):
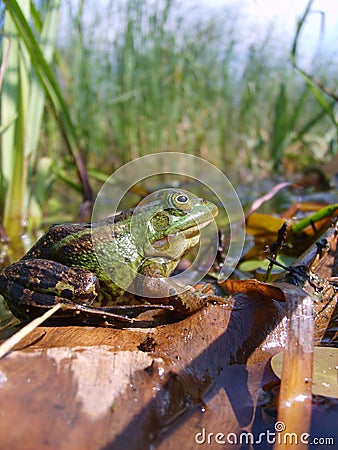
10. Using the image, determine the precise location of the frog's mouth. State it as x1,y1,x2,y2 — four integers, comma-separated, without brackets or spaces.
152,217,213,249
182,218,212,239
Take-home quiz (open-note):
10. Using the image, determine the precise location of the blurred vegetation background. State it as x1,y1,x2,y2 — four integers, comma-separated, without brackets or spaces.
0,0,337,254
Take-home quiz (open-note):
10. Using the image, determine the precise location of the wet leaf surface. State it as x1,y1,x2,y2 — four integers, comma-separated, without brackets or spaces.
0,297,287,450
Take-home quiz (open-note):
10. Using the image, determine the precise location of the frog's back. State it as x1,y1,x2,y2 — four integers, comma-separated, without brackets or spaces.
23,223,91,261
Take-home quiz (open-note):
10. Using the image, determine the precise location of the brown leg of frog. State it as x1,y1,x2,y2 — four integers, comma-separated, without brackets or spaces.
2,282,172,324
0,259,99,321
0,260,173,324
0,259,98,302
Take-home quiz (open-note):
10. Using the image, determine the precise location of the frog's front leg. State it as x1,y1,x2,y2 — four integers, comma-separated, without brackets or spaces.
0,259,99,320
138,260,224,314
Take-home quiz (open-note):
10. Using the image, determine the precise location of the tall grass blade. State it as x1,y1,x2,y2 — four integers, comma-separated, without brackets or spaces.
290,0,314,63
0,1,28,244
290,0,337,127
270,83,289,170
26,0,60,165
3,0,92,204
1,12,19,184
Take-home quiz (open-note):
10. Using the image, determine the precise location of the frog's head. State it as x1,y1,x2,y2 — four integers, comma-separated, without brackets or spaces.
131,190,218,261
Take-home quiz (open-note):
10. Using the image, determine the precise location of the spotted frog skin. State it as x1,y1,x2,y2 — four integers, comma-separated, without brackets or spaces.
0,190,218,325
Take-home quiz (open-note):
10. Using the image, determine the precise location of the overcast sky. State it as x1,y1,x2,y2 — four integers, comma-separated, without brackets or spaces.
198,0,337,29
194,0,338,54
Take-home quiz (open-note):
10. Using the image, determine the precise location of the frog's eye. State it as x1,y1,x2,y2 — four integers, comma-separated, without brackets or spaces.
169,192,191,211
150,212,170,231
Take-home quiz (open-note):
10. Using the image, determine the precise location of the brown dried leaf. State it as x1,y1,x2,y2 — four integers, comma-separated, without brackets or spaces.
219,278,285,302
0,295,287,450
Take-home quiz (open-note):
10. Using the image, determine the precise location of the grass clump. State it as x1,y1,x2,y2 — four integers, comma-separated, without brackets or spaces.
55,0,336,179
0,0,337,246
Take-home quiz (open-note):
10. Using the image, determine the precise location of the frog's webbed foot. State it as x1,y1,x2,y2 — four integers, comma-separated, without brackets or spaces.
138,261,227,315
168,282,228,314
138,275,227,315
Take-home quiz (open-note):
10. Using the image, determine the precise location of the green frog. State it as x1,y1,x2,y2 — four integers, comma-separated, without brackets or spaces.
0,190,219,326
